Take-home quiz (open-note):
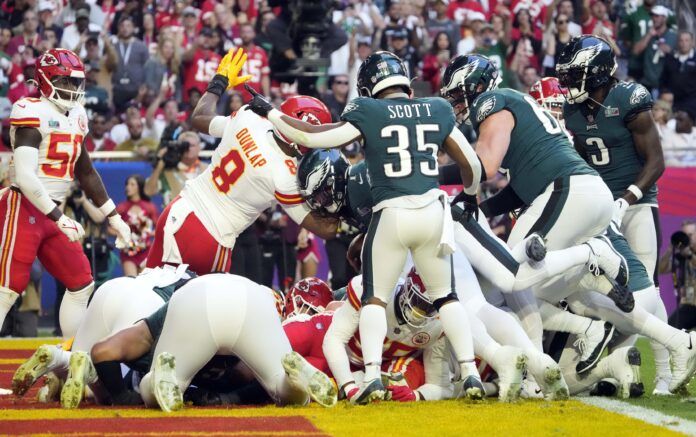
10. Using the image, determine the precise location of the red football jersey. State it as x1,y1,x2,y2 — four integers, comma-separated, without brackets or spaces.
183,49,222,102
283,312,334,376
233,45,270,102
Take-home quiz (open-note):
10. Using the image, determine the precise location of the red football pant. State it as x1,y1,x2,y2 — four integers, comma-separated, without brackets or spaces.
0,189,92,294
146,196,232,276
383,356,425,389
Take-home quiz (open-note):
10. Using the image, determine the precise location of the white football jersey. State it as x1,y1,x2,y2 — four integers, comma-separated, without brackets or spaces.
9,97,89,203
344,276,444,366
181,108,310,248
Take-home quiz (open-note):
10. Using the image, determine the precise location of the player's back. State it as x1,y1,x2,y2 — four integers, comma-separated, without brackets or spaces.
470,88,596,204
342,161,373,232
182,109,301,247
9,97,89,203
563,81,657,205
340,96,455,206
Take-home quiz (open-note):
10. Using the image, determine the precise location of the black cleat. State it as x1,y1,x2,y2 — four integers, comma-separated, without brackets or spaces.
590,380,617,397
606,278,634,313
576,322,616,374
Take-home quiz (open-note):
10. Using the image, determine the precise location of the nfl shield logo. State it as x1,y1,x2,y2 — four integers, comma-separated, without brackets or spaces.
49,120,59,128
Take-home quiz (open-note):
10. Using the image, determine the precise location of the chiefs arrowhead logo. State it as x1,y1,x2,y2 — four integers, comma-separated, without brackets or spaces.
39,53,59,67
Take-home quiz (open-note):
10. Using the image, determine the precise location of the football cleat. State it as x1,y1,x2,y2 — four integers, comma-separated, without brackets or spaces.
36,372,63,403
520,377,544,399
152,352,184,413
525,233,547,263
60,351,96,409
605,279,635,313
282,351,337,407
585,235,629,286
668,331,696,393
605,347,644,399
575,321,616,374
590,380,617,397
12,344,56,397
542,364,569,401
652,375,672,396
492,346,527,403
351,378,386,405
459,375,485,400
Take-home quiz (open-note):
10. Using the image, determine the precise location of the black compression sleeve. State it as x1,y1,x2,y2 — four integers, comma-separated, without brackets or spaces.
94,361,128,399
479,185,525,218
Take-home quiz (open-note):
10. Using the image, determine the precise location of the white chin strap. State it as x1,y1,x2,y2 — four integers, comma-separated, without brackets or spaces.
567,87,589,104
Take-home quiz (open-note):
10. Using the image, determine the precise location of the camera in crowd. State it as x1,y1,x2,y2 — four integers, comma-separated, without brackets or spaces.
158,139,191,169
672,231,693,260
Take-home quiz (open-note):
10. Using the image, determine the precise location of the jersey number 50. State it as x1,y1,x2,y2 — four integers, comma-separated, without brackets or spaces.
381,124,439,178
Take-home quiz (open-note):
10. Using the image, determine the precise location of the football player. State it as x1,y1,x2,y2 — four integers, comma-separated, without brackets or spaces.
247,51,485,403
283,277,334,321
2,48,132,338
146,48,339,275
529,77,567,123
557,35,670,393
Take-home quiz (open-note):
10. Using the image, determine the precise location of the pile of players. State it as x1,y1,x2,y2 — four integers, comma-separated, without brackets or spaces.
6,34,696,411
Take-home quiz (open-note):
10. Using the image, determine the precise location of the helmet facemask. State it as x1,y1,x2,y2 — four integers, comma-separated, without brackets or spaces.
300,158,347,214
46,74,85,111
397,283,436,328
557,64,589,104
442,84,471,125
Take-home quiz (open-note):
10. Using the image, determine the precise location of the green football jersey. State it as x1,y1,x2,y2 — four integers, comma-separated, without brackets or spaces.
340,161,374,232
605,225,653,292
470,88,596,205
341,96,455,205
563,81,657,205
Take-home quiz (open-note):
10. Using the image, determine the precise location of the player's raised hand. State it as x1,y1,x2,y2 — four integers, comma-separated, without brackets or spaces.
244,84,273,117
108,214,133,249
57,214,85,242
217,48,252,88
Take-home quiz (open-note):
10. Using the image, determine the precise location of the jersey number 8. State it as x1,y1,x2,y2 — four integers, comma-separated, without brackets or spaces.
381,124,439,178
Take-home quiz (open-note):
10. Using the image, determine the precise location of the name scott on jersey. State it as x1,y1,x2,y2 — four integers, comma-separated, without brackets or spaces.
387,103,433,119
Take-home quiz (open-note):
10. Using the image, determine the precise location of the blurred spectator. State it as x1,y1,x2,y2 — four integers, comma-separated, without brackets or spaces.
581,0,613,41
227,91,245,114
448,0,487,25
660,220,696,330
144,36,181,99
259,206,297,291
661,109,696,167
653,99,672,140
233,23,270,102
254,8,275,54
230,226,263,284
632,5,677,93
181,6,200,49
350,0,385,38
144,130,208,206
7,9,41,56
509,8,542,81
323,74,350,122
115,175,158,276
475,23,511,88
661,31,696,116
85,112,117,152
347,36,373,101
182,27,222,104
38,0,63,42
141,11,156,51
545,0,581,37
296,229,320,278
60,4,102,58
83,32,117,89
110,15,149,113
386,26,419,79
58,0,106,28
518,65,540,91
457,13,486,55
84,61,110,116
542,12,572,76
116,115,158,158
379,1,423,51
426,0,460,49
146,87,184,143
620,0,661,80
8,61,39,103
109,0,143,36
422,31,453,93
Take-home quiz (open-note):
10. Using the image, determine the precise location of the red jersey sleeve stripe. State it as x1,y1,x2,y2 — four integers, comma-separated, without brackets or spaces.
346,281,361,311
9,118,40,126
275,192,304,205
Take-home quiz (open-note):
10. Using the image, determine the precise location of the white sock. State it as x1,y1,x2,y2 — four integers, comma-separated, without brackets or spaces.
539,300,592,335
467,309,500,363
438,301,475,362
0,287,19,331
49,347,71,372
358,304,387,382
59,282,94,338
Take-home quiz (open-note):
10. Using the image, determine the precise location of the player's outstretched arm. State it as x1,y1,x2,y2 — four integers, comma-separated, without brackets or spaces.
475,110,514,180
300,212,340,240
75,143,132,249
443,126,483,195
245,85,361,149
624,110,665,205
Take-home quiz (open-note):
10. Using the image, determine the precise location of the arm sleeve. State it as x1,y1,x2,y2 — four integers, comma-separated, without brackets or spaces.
322,296,361,388
415,337,454,400
280,197,311,225
209,116,228,138
479,184,525,217
268,109,361,149
13,146,58,215
447,125,482,196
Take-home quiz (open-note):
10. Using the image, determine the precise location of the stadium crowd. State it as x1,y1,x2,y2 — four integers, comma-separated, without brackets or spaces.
0,0,694,336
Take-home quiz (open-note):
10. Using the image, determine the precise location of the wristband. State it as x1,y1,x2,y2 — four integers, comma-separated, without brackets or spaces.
206,74,229,97
627,185,643,201
98,199,116,216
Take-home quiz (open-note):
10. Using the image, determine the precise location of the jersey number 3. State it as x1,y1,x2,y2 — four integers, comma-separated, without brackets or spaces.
381,124,439,178
586,137,610,166
41,133,82,178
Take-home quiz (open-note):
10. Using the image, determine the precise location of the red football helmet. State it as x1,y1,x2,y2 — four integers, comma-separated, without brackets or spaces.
35,48,86,111
529,77,566,121
284,277,333,318
274,95,332,155
398,268,436,328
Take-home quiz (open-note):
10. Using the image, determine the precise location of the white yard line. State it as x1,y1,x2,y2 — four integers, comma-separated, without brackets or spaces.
580,397,696,436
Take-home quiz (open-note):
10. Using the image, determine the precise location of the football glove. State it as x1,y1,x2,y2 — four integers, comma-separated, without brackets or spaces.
452,191,479,222
56,214,85,242
244,84,274,117
387,385,418,402
206,48,252,96
108,214,133,249
612,198,629,228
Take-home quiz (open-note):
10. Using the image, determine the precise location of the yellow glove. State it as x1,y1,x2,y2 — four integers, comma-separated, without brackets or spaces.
217,48,253,89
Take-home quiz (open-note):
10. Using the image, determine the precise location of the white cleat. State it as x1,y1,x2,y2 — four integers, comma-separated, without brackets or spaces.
37,372,63,403
542,364,569,401
152,352,183,413
668,331,696,393
492,346,527,403
585,235,628,286
12,344,56,397
60,351,96,409
605,347,644,399
652,375,672,396
282,351,337,407
520,377,544,399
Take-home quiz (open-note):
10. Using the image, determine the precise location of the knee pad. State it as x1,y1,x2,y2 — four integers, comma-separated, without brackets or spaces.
433,292,458,311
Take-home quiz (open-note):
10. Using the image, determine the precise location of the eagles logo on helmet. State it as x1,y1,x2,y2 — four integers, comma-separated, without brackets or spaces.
284,277,333,319
440,54,500,124
556,35,616,104
357,51,411,98
297,149,350,214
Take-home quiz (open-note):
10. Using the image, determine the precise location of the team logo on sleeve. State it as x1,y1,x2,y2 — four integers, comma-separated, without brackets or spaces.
630,85,649,105
342,101,358,116
476,96,496,122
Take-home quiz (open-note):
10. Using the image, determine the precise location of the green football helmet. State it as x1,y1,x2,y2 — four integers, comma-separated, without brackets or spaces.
356,51,411,98
556,35,617,104
297,149,350,214
440,54,501,124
